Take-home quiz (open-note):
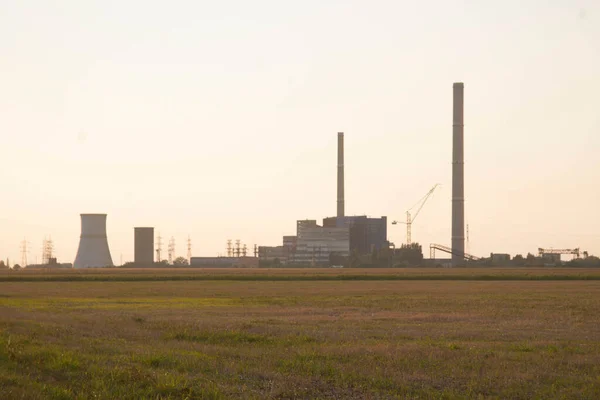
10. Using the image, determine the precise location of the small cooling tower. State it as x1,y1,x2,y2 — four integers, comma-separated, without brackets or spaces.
74,214,114,268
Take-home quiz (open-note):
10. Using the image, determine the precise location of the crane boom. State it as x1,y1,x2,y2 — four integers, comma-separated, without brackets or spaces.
392,184,440,245
411,184,440,224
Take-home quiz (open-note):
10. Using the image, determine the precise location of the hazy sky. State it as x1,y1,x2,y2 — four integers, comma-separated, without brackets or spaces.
1,1,599,264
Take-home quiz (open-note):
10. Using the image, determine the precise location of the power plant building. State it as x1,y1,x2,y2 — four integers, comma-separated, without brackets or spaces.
74,214,114,268
134,227,154,265
258,132,386,266
290,220,349,265
323,216,387,254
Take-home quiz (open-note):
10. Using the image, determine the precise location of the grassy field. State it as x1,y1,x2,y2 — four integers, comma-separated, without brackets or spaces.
2,267,600,282
1,270,600,399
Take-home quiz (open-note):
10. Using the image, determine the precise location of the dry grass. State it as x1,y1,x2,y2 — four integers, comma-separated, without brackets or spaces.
2,267,600,282
1,278,600,399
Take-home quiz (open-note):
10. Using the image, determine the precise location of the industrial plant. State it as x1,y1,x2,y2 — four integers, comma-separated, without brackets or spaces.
2,82,594,269
257,132,388,267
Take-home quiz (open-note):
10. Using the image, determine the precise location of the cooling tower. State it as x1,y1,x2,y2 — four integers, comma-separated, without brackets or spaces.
452,83,465,266
74,214,114,268
134,227,154,265
337,132,345,218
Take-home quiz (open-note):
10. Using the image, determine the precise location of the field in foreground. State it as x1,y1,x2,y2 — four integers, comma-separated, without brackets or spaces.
1,280,600,399
2,267,600,282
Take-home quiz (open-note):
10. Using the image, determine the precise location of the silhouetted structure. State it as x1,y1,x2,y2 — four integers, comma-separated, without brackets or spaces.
337,132,345,219
134,227,154,265
323,216,387,254
74,214,113,268
452,83,465,266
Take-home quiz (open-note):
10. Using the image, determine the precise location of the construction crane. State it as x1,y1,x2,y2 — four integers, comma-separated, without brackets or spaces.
392,184,440,245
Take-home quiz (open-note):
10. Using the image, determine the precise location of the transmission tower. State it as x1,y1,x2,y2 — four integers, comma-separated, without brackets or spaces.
156,233,163,263
242,244,247,257
41,237,47,265
254,244,258,258
466,224,470,255
46,237,54,263
20,239,30,267
227,240,233,257
235,240,241,258
187,235,192,262
41,236,54,265
168,237,176,264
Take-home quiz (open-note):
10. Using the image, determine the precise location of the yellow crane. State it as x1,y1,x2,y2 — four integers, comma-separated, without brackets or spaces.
392,184,440,245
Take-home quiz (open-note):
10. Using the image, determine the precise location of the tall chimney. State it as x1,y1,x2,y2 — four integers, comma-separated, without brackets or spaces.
337,132,345,219
452,83,465,266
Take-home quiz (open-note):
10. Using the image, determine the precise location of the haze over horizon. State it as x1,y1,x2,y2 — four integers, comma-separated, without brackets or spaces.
1,1,599,264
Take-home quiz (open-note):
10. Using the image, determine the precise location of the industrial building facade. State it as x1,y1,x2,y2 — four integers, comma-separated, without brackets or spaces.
290,220,350,265
323,216,388,254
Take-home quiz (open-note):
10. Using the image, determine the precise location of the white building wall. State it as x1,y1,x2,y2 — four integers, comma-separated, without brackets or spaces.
291,224,350,265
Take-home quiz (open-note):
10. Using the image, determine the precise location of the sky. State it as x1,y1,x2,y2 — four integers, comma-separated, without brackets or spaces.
1,0,599,264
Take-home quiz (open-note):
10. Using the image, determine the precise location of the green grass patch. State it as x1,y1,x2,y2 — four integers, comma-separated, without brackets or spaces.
166,328,273,345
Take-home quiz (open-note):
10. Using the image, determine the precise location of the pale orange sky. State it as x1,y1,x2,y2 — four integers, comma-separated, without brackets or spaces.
1,1,599,264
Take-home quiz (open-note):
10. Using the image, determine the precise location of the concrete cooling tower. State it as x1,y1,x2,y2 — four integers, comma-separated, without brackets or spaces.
74,214,114,268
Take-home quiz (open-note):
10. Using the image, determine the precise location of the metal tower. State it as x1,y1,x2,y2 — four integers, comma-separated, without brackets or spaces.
156,232,163,263
20,239,29,267
227,240,233,257
187,235,192,262
168,237,175,264
235,240,241,258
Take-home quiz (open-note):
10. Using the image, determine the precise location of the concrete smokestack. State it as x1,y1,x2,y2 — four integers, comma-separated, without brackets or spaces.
452,83,465,266
337,132,345,218
74,214,114,268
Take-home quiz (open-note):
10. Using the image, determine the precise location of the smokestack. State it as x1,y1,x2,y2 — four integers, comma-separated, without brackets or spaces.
452,83,465,266
337,132,345,219
74,214,114,268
